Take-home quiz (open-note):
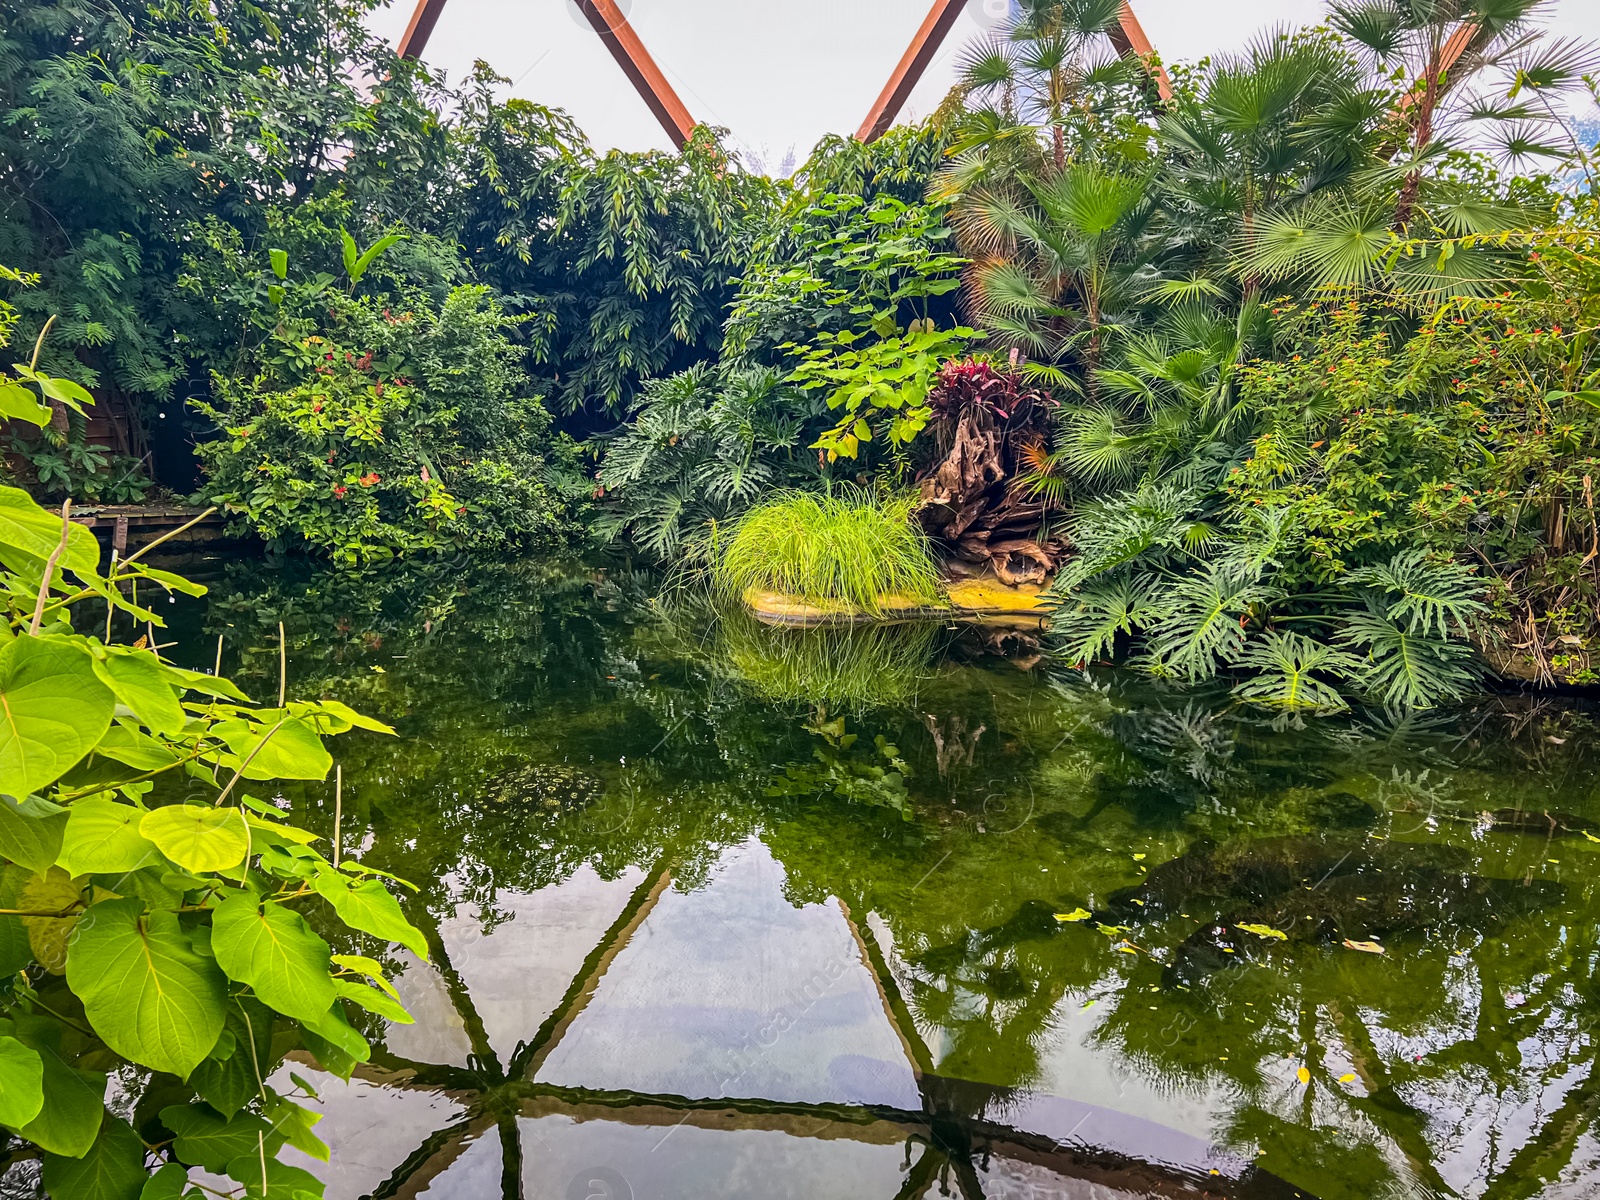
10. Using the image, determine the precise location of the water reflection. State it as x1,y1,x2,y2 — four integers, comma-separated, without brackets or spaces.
157,555,1600,1200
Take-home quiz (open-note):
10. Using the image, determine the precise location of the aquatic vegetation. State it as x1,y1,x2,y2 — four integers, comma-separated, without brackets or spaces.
714,489,941,613
717,610,940,710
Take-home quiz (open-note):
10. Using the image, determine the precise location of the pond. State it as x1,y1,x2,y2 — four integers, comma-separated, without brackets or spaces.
158,553,1600,1200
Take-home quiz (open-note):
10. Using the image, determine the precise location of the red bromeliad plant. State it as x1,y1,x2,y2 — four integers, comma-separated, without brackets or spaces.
916,357,1067,585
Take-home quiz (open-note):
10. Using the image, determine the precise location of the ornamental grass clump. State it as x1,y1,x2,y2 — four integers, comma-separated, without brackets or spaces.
715,490,941,613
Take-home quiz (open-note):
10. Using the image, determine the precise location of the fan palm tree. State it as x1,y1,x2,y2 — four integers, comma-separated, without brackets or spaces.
1329,0,1598,228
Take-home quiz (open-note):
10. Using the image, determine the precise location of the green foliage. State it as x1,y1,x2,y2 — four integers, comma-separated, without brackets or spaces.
192,274,578,563
789,323,978,461
0,484,425,1198
714,490,941,613
595,365,825,559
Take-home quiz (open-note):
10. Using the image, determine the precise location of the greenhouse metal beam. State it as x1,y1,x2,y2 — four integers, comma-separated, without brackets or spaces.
858,0,1174,142
1107,2,1174,105
858,0,967,143
395,0,447,60
573,0,698,148
395,0,697,150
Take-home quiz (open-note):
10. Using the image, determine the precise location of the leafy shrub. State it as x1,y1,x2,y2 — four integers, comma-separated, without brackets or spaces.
595,364,827,559
193,283,579,562
714,489,941,613
0,484,425,1199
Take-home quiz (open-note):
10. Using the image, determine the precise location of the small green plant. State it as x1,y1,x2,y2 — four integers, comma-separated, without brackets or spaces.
788,322,976,462
714,489,941,613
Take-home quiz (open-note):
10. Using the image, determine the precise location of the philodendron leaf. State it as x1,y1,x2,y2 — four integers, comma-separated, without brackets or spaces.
59,797,160,876
0,1035,44,1128
0,383,50,427
0,636,115,799
311,871,427,959
0,794,68,874
67,898,226,1078
212,892,336,1023
41,1114,147,1200
91,649,187,737
139,805,249,873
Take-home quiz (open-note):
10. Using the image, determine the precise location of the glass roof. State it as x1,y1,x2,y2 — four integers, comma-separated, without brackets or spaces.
365,0,1600,165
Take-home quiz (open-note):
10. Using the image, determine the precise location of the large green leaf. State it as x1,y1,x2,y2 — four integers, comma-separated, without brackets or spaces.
66,898,226,1078
0,866,32,975
0,486,100,577
59,798,160,876
137,1162,190,1200
21,866,84,972
311,871,427,959
13,1017,106,1156
0,1035,44,1128
0,382,51,427
91,724,182,773
41,1114,146,1200
190,995,275,1118
91,649,187,737
139,806,249,873
160,1103,276,1172
0,637,115,798
213,716,332,780
0,793,67,874
212,893,335,1023
226,1152,326,1200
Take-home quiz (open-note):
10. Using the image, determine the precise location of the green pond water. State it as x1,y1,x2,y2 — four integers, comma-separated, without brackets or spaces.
154,553,1600,1200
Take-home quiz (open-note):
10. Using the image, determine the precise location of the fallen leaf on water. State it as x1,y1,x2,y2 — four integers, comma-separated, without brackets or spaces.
1236,922,1289,941
1081,999,1096,1009
1338,1073,1357,1083
1132,853,1146,860
1297,1066,1311,1084
1584,831,1600,843
1343,939,1385,954
1054,908,1092,923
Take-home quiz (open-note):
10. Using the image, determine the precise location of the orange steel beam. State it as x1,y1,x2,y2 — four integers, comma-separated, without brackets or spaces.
396,0,449,60
573,0,698,149
1106,2,1174,105
858,0,967,143
395,0,696,150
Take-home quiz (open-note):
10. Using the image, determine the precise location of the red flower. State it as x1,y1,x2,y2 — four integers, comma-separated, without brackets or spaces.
359,472,380,486
333,485,347,498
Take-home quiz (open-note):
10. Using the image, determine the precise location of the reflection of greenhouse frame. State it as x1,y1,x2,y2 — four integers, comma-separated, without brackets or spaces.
354,862,1310,1200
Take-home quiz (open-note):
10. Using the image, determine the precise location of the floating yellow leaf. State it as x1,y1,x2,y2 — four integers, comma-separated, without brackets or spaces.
1054,908,1092,923
1343,938,1385,954
1236,922,1288,940
1296,1066,1310,1084
1132,853,1146,860
1338,1073,1357,1083
1583,831,1600,843
1081,999,1096,1009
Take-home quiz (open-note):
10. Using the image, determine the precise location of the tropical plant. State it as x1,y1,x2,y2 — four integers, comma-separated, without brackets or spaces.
191,254,579,562
595,365,825,559
0,484,425,1200
714,489,941,613
789,323,978,462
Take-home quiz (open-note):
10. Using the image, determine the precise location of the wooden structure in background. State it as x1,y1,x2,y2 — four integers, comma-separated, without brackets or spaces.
857,0,968,143
396,0,696,149
1106,1,1174,104
858,0,1175,142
